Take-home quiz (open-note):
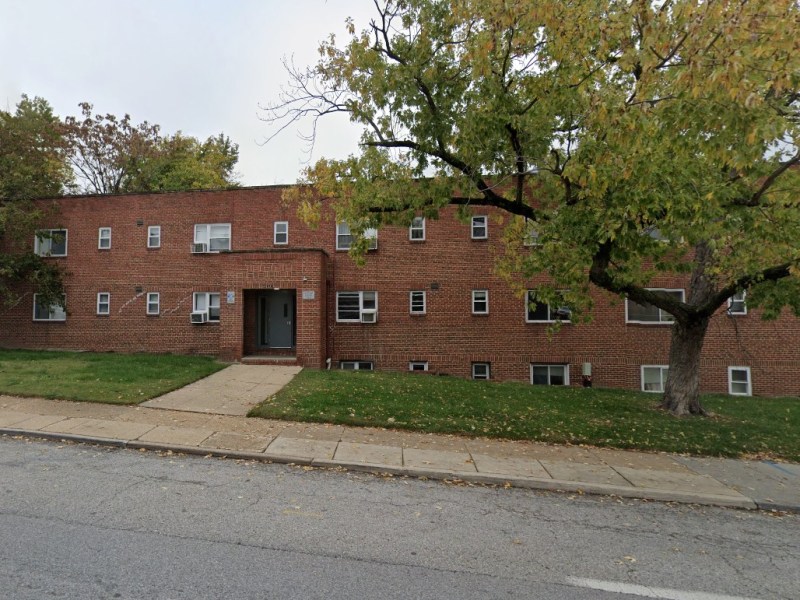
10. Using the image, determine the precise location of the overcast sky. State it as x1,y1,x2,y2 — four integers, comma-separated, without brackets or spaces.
0,1,377,186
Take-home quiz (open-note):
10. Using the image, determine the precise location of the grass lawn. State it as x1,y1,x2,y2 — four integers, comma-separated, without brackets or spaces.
0,349,226,404
249,369,800,461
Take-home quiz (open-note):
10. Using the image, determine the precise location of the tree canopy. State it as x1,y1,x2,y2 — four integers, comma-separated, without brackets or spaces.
1,96,240,306
0,96,71,305
64,102,240,194
264,0,800,415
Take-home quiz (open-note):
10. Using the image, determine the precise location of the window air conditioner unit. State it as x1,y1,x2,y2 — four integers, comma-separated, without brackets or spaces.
361,311,377,323
191,242,208,254
190,311,209,324
555,308,572,319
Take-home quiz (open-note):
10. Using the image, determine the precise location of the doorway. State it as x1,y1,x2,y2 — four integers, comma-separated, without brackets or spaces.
257,290,296,350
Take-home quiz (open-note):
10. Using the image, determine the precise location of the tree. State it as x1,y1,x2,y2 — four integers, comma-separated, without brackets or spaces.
0,95,70,306
125,132,240,192
263,0,800,415
63,103,239,194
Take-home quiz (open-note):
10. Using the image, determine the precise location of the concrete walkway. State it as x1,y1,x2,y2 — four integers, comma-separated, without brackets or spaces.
1,365,797,512
142,364,303,415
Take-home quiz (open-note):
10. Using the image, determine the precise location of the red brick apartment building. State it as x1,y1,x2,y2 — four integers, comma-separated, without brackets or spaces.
2,186,799,397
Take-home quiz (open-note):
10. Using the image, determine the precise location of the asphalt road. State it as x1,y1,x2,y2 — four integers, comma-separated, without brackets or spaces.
1,436,797,600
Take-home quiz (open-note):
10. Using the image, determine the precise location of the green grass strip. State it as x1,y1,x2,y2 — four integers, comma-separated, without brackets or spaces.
0,349,225,404
249,369,800,461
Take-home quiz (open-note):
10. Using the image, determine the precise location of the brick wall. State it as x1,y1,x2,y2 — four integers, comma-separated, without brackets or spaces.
1,186,799,396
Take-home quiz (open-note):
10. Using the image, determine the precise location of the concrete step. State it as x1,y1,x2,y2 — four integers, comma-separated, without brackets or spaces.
240,355,299,366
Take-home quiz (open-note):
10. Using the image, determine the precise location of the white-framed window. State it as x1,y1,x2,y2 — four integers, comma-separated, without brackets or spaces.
274,221,288,245
32,294,66,321
410,290,426,315
472,362,491,380
96,292,110,315
336,222,377,251
98,227,112,250
728,366,752,396
34,229,68,257
472,290,489,314
146,292,160,316
471,215,488,239
531,364,570,386
525,291,571,323
336,291,378,323
193,292,221,322
409,216,426,241
641,365,669,393
409,361,429,372
523,218,539,246
194,223,231,252
728,291,747,315
148,226,161,248
625,289,684,324
340,360,373,371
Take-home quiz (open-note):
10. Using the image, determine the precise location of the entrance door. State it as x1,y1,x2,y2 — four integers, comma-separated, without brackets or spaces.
258,290,295,349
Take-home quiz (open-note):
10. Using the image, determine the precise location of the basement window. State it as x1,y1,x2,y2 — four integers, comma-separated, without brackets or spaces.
409,361,429,372
340,361,373,371
728,367,752,396
531,364,569,386
641,365,669,393
472,362,490,380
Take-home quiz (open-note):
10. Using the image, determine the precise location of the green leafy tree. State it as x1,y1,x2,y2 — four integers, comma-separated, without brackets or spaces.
264,0,800,415
64,103,239,194
0,95,70,305
126,132,239,192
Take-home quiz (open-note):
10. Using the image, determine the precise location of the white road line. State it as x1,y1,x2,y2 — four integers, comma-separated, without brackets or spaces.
565,577,762,600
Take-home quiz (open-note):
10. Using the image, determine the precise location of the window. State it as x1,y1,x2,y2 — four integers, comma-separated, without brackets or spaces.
523,218,539,246
34,229,68,257
274,221,288,245
471,216,488,239
193,292,221,322
147,292,160,316
728,291,747,315
148,226,161,248
33,294,66,321
728,367,752,396
531,364,569,386
472,362,490,380
340,361,373,371
336,222,377,251
625,289,684,324
194,223,231,252
98,227,111,250
336,291,378,323
96,292,110,315
641,365,669,392
409,361,429,371
472,290,488,314
409,290,426,315
409,216,426,241
525,291,571,323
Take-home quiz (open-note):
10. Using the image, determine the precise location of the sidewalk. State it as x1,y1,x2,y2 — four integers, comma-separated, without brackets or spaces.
2,393,797,512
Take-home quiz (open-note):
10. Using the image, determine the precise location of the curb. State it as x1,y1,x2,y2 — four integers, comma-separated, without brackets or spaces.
4,428,781,512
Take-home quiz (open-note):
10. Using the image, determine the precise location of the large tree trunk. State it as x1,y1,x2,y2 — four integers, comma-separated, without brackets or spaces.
661,317,710,416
